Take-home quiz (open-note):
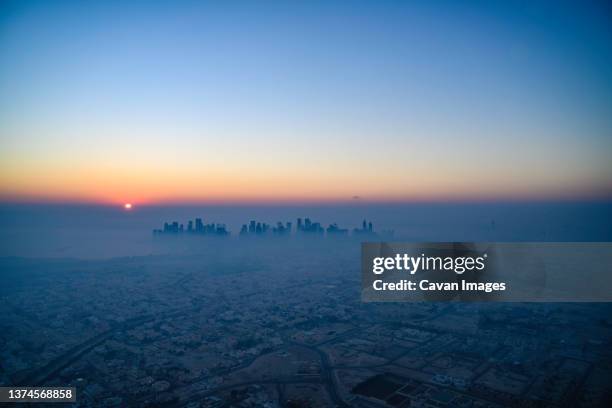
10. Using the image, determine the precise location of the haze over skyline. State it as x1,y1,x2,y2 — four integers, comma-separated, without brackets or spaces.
1,0,611,205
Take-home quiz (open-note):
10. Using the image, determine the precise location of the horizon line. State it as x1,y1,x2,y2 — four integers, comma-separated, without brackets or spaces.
1,196,611,207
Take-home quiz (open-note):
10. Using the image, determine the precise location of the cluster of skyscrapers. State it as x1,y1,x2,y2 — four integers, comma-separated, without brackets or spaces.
240,220,292,236
153,218,229,236
154,217,380,238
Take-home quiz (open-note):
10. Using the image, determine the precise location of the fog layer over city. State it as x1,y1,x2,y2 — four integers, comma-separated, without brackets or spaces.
1,202,611,258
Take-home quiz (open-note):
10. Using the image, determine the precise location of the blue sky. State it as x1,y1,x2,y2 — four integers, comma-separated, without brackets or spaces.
1,0,611,203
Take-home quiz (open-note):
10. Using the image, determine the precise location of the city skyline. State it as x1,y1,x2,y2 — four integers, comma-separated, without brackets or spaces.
1,0,611,205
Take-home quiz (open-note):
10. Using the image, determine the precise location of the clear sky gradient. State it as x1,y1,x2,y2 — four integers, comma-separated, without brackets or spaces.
1,0,611,204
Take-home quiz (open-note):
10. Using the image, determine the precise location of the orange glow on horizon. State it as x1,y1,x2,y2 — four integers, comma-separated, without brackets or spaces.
1,157,611,205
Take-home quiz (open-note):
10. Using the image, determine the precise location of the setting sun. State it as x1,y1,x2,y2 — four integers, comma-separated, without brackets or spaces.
124,203,132,210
